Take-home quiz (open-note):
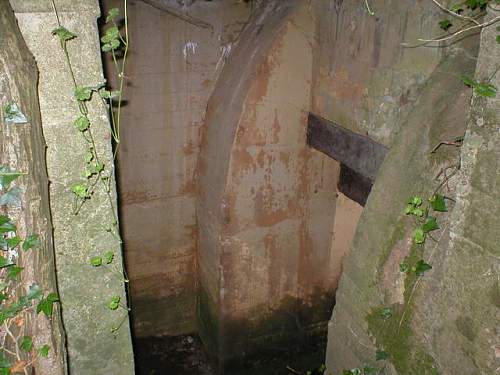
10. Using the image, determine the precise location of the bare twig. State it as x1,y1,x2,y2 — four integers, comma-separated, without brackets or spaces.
364,0,375,16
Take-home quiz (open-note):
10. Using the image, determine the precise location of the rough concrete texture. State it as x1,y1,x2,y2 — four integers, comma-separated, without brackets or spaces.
197,1,342,370
10,1,135,374
0,3,66,374
311,0,448,146
102,0,250,338
325,8,500,374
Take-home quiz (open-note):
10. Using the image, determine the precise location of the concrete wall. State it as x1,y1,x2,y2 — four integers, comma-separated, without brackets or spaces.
196,2,343,371
102,0,250,337
0,3,66,374
11,1,135,374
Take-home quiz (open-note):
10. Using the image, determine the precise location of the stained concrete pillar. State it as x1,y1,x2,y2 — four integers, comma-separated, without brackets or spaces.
9,1,135,374
196,2,339,372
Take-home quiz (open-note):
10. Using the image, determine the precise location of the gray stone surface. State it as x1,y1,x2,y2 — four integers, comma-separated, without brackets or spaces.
10,1,135,374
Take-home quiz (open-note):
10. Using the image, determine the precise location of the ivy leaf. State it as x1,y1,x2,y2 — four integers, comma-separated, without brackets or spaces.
74,116,90,131
415,260,432,276
461,74,477,88
108,296,120,310
20,336,33,352
36,292,59,317
439,19,452,30
38,345,50,358
71,184,88,199
0,217,16,234
101,26,120,44
104,251,114,264
430,194,447,212
496,35,500,44
22,234,40,251
106,8,120,23
0,256,12,268
90,256,102,267
414,228,426,244
7,266,23,279
99,90,120,99
6,236,21,249
0,166,23,190
0,187,22,207
449,3,463,13
74,86,93,102
3,103,28,124
422,217,440,233
474,82,497,98
52,26,76,42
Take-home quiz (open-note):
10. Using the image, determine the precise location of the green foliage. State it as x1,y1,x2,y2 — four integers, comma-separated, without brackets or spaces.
414,260,432,276
74,86,93,102
101,26,121,52
38,345,50,358
22,234,40,251
381,307,393,320
430,194,447,212
20,336,33,352
461,74,497,98
71,183,89,199
51,26,76,43
108,296,120,310
439,19,452,30
106,8,120,23
376,350,389,361
90,256,103,267
36,293,59,317
74,116,90,132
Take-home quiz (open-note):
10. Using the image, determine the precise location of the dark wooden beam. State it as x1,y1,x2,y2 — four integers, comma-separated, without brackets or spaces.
307,113,388,182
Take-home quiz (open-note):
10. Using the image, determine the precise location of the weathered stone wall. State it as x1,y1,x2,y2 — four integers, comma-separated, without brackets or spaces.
324,6,500,374
10,1,135,374
0,3,66,374
102,0,250,338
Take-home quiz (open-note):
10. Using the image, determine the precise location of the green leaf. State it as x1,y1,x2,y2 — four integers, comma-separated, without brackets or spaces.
101,26,120,44
20,336,33,352
106,8,120,22
0,352,10,370
415,260,432,276
7,266,23,279
3,103,28,124
90,256,102,267
0,166,23,190
108,296,120,310
74,86,93,102
496,35,500,44
461,74,477,87
465,0,488,10
6,236,21,249
450,3,463,12
36,292,59,317
74,116,90,131
475,82,497,98
414,228,426,244
363,367,376,375
104,251,114,264
71,184,88,199
381,307,392,320
22,234,40,251
0,256,12,268
439,19,452,30
52,26,76,42
422,217,440,233
411,196,422,206
430,194,447,212
38,345,50,358
399,261,410,273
